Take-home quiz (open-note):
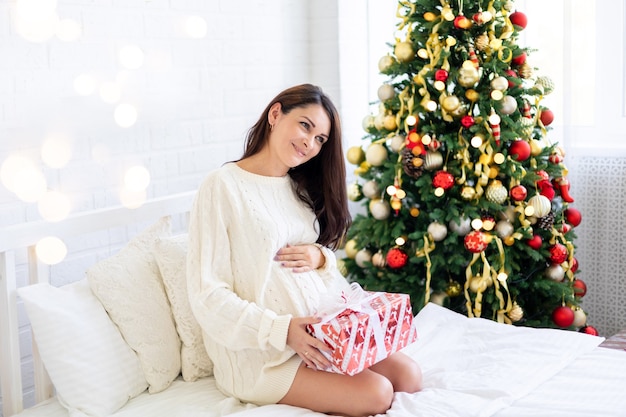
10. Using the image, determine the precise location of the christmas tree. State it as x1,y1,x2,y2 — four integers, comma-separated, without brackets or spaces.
342,0,596,332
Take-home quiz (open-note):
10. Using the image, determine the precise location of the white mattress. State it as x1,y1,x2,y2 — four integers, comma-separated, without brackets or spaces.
14,304,626,417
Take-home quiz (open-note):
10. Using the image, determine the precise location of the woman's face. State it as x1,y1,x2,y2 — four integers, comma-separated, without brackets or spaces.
267,103,330,171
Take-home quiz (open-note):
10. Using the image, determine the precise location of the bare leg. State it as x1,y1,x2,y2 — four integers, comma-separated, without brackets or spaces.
368,352,422,393
279,363,394,417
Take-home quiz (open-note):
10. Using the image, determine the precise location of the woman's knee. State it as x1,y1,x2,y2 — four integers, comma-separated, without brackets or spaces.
398,359,423,393
361,374,394,415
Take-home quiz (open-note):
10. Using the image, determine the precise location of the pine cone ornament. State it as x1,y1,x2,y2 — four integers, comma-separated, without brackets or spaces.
401,147,425,178
474,33,489,51
537,211,555,230
518,62,533,79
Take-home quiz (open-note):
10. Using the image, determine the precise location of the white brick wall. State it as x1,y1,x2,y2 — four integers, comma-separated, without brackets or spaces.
0,0,344,413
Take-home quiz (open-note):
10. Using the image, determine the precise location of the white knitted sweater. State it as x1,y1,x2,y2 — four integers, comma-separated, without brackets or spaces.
187,163,345,405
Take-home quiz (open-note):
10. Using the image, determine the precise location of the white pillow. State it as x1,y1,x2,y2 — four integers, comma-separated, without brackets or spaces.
18,279,148,417
154,234,213,381
87,217,181,393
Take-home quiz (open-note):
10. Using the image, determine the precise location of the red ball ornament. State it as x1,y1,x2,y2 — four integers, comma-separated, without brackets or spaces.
435,69,449,81
579,325,599,336
454,15,472,29
570,257,579,273
526,234,542,250
510,185,527,201
540,108,554,126
549,243,568,264
461,115,475,128
573,279,587,297
504,69,520,88
536,170,550,181
433,170,455,190
559,223,572,234
564,207,582,227
510,11,528,30
509,140,531,161
552,305,575,328
386,248,408,269
464,230,490,253
512,51,527,66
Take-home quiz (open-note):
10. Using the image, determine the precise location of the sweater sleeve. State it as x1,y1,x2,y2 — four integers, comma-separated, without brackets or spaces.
186,175,291,352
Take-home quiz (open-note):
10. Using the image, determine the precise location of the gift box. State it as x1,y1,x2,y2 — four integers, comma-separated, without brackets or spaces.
307,286,417,376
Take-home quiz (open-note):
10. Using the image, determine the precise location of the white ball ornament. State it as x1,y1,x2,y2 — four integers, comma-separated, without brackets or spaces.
365,143,388,166
528,195,552,218
373,113,385,130
394,41,415,63
362,115,375,132
424,150,444,170
449,216,472,236
499,95,518,115
572,307,587,327
377,84,396,101
430,292,447,306
355,248,373,268
490,76,509,91
495,220,514,239
362,180,381,199
545,264,565,282
371,251,386,268
427,222,448,241
369,198,391,220
389,134,405,152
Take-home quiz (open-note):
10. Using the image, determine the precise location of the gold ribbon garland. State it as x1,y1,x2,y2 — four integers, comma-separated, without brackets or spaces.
416,234,436,305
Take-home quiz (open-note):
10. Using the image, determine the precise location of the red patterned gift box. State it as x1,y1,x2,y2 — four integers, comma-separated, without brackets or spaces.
307,287,417,376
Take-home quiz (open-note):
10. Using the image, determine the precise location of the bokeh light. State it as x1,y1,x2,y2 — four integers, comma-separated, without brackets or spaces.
56,18,81,41
74,73,96,96
41,133,72,168
1,154,47,202
114,103,138,128
119,188,147,209
15,0,59,42
35,236,67,265
99,82,122,104
1,154,32,192
124,165,150,191
118,44,145,70
185,16,208,39
38,190,71,222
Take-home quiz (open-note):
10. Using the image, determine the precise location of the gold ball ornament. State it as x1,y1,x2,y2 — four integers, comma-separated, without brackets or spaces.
355,248,373,268
369,198,391,220
373,113,385,130
469,274,492,293
344,239,358,259
508,302,524,322
383,114,397,131
365,143,388,166
446,281,462,297
461,186,477,200
346,146,365,165
378,55,396,72
394,41,415,63
465,89,480,102
530,139,544,156
361,180,381,199
336,258,348,276
347,182,363,201
377,84,395,101
423,11,437,21
486,180,508,204
441,95,461,112
458,64,480,87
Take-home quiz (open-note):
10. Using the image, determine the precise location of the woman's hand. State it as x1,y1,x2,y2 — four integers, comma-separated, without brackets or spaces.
287,316,332,370
275,244,324,272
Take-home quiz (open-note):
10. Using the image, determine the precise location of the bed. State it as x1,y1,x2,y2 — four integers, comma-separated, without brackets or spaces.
2,192,625,417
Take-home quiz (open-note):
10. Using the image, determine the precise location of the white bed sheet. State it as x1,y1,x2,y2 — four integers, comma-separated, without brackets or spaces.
13,304,626,417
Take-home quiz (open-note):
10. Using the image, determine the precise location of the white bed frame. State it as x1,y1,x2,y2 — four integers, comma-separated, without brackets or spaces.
0,191,196,417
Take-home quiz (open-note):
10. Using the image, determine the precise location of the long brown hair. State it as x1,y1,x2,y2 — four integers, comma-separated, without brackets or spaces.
240,84,351,250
